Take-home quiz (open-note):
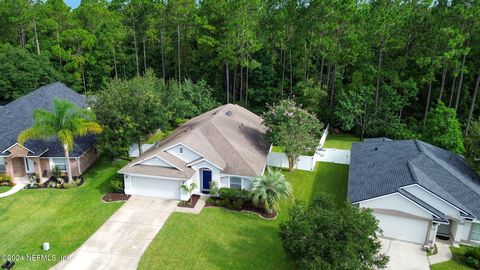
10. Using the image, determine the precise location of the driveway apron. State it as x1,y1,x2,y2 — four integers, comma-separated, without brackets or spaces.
52,196,177,270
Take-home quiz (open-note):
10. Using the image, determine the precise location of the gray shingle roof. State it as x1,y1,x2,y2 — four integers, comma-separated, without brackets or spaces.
0,82,96,157
398,188,448,223
348,139,480,219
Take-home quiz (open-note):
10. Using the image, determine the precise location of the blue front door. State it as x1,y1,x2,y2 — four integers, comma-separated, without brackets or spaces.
202,170,212,190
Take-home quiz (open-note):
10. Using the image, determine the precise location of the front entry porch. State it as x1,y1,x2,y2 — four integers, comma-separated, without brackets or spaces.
4,156,44,179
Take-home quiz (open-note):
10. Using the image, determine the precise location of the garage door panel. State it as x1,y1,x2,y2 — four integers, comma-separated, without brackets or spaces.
374,212,429,244
131,176,180,199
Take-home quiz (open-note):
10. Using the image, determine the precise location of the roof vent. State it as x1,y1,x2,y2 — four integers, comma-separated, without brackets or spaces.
239,123,244,129
225,110,232,116
374,147,378,151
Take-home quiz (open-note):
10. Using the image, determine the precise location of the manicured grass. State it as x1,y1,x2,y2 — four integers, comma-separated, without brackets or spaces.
323,134,359,150
0,186,11,193
0,159,127,270
139,162,349,269
431,246,474,270
272,134,359,154
146,129,170,144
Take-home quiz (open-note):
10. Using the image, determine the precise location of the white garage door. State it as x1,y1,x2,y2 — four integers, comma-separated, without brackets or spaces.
131,176,181,199
374,212,429,244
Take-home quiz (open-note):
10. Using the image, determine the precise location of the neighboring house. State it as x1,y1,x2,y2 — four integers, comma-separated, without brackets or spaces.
119,104,270,200
348,138,480,247
0,82,98,179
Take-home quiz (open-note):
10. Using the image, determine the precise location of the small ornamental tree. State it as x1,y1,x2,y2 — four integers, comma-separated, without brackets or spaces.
423,101,465,154
263,99,323,172
279,194,389,270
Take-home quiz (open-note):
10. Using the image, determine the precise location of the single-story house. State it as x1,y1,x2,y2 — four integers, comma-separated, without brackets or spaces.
0,82,98,179
348,138,480,247
118,104,270,200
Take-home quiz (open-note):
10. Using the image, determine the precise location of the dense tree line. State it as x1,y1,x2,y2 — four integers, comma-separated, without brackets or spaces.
0,0,479,152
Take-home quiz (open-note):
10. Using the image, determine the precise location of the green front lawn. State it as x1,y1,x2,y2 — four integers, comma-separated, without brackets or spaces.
139,162,349,269
0,159,127,270
0,186,11,193
431,246,474,270
323,134,359,150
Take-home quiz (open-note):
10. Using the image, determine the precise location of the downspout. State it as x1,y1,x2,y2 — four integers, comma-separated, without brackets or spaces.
77,157,81,175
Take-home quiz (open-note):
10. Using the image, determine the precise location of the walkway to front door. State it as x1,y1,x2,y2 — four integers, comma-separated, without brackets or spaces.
52,196,177,270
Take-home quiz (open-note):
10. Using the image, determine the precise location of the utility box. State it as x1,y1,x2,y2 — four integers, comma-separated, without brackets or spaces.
43,242,50,251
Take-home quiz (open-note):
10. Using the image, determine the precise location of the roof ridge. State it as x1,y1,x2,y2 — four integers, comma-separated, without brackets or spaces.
208,120,257,175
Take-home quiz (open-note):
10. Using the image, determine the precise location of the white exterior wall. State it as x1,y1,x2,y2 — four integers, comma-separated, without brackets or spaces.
360,193,432,219
403,185,462,219
139,157,173,167
165,144,201,163
463,222,473,241
190,160,220,194
219,174,253,190
360,193,432,245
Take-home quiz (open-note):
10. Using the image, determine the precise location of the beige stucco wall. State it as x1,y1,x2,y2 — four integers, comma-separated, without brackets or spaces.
78,147,99,175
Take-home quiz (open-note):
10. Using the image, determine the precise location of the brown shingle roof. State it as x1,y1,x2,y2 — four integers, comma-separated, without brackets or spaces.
119,104,270,178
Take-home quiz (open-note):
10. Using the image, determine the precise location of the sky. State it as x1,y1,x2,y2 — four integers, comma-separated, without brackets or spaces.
65,0,81,9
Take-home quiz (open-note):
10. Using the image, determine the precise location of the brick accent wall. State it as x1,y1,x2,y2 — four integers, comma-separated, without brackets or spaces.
78,147,99,175
8,145,29,158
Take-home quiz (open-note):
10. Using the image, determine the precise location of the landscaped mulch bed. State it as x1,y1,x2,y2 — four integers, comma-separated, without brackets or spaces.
177,194,200,208
205,198,277,219
102,192,131,202
24,176,85,189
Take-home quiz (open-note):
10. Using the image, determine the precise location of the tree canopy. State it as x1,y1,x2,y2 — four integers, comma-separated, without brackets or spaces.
1,0,479,151
279,194,389,270
263,99,323,171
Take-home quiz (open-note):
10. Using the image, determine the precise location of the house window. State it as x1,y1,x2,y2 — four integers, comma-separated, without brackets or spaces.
52,158,67,171
179,147,183,154
230,177,242,190
471,224,480,242
0,157,5,171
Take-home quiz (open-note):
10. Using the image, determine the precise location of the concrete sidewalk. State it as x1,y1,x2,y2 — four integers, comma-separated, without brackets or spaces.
52,196,177,270
0,183,26,198
429,240,453,265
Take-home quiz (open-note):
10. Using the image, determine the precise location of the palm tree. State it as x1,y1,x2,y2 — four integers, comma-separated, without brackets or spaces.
181,182,198,205
18,98,102,182
251,168,293,213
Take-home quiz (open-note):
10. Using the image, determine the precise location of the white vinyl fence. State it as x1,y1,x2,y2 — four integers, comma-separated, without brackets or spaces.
266,124,350,171
267,152,316,171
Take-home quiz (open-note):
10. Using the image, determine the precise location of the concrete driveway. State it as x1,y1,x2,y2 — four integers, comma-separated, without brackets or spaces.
380,238,430,270
52,196,177,270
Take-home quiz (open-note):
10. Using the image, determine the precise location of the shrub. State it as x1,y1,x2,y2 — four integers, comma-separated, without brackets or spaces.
218,188,250,209
52,166,61,178
109,174,124,193
465,246,480,269
0,176,13,186
279,194,388,269
64,181,78,189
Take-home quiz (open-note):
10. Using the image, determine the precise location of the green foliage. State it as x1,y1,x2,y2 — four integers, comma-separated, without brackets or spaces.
465,120,480,170
1,0,480,156
180,182,198,203
263,99,323,171
0,175,13,187
251,168,292,213
18,98,102,182
0,44,62,100
279,194,389,270
109,174,124,193
209,180,219,196
465,246,480,269
52,166,61,179
92,71,170,158
218,187,250,210
423,101,465,154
